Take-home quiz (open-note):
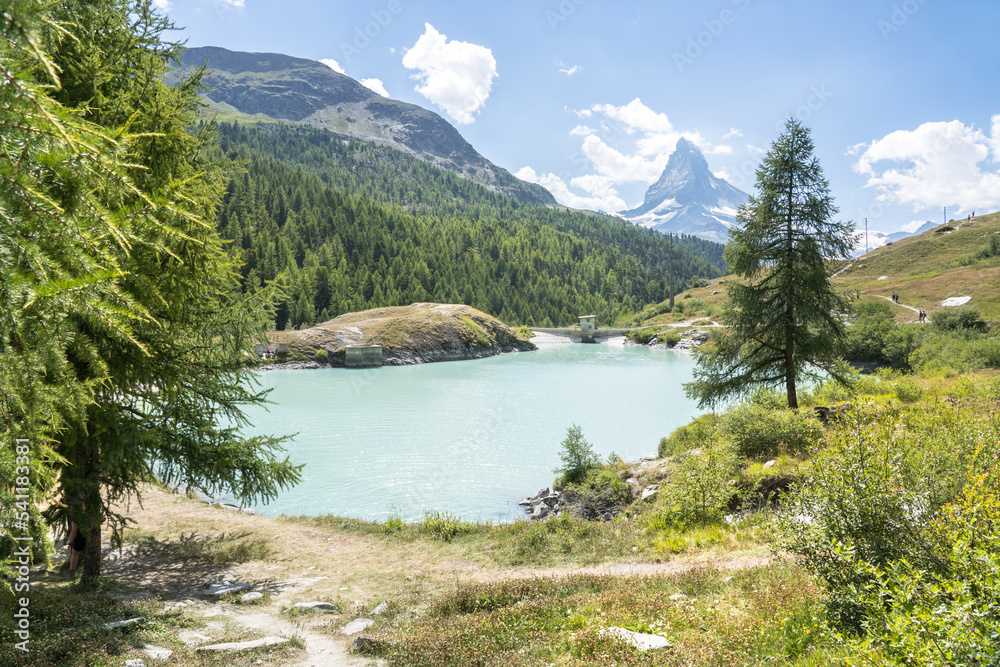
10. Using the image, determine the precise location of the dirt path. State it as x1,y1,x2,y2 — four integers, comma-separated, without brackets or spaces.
876,294,923,321
97,486,771,665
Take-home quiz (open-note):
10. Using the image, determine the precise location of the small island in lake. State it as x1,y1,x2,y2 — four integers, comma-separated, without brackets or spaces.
279,302,536,366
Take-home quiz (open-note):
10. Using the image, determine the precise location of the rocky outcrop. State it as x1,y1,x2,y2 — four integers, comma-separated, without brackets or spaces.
282,303,535,367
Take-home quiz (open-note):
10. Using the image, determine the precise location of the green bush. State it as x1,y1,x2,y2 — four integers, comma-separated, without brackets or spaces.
626,328,657,344
420,512,474,541
840,301,919,369
776,402,1000,632
847,472,1000,666
553,424,600,485
721,403,823,459
658,414,719,457
892,376,923,403
648,444,737,529
658,330,681,347
314,349,328,364
931,306,987,332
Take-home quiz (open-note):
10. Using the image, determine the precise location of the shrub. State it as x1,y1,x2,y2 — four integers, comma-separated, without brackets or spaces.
840,301,919,369
514,324,534,341
553,424,600,485
931,306,987,332
626,328,657,345
776,402,1000,632
690,277,710,288
420,512,474,541
892,376,923,403
658,414,720,457
658,330,681,347
649,444,737,529
721,403,823,459
314,349,328,364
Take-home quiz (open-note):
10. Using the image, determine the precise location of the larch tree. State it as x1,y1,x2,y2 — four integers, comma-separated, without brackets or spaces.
685,119,854,409
32,0,301,579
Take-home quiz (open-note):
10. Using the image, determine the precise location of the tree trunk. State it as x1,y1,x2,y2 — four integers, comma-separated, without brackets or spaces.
785,348,798,409
80,430,103,579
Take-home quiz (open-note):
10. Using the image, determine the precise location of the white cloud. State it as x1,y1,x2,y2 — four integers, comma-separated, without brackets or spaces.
722,128,742,140
217,0,244,6
518,98,738,213
901,219,930,233
515,167,626,212
402,23,497,125
559,64,581,76
854,118,1000,211
580,134,665,182
360,78,389,97
152,0,172,11
320,58,345,74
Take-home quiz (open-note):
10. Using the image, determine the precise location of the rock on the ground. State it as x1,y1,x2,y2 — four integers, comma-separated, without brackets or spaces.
351,636,397,655
141,645,173,660
204,581,251,596
238,592,264,603
124,660,145,667
104,617,145,629
370,601,388,615
641,484,660,501
762,459,777,469
178,631,213,647
342,618,375,635
600,627,671,650
941,296,972,307
196,636,289,652
289,601,340,612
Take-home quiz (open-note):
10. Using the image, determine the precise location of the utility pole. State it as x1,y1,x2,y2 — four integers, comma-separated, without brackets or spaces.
668,233,675,312
865,217,868,255
944,206,947,226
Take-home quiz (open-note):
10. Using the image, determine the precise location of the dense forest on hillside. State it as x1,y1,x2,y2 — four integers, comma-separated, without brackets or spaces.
213,122,726,328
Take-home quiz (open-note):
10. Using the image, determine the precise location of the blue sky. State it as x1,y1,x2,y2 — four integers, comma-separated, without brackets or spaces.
161,0,1000,236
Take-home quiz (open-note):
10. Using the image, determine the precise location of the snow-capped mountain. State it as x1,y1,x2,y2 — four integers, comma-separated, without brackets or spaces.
851,221,938,256
619,138,749,243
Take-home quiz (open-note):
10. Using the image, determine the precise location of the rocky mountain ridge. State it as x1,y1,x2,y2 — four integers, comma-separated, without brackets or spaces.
170,46,554,205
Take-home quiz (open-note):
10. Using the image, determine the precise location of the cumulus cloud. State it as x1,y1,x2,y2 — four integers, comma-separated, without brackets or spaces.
515,167,626,212
722,128,742,139
360,78,389,97
853,117,1000,212
152,0,172,11
517,98,736,213
217,0,244,6
402,23,497,125
320,58,345,74
558,64,581,76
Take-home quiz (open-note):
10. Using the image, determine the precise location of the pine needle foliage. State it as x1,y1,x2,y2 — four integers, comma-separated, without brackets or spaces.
686,119,854,409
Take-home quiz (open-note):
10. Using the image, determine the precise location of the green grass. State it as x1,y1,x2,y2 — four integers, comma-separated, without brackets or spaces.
370,564,844,666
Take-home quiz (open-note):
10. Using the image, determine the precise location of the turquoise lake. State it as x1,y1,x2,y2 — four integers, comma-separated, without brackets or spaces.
240,340,703,522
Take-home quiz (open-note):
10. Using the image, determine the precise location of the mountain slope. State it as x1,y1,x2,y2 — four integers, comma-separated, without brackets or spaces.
833,212,1000,319
620,138,749,243
170,46,554,205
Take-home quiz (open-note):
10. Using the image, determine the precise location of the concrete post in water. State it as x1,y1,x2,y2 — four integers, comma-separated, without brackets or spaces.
346,344,383,368
579,315,597,343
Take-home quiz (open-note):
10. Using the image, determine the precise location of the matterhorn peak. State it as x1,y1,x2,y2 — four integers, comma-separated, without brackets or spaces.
619,139,748,243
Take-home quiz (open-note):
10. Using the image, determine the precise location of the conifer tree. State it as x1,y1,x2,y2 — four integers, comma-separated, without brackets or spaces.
32,0,301,578
685,119,853,409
